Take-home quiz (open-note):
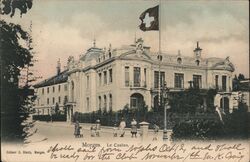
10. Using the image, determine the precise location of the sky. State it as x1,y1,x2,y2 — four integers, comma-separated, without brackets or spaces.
2,0,249,81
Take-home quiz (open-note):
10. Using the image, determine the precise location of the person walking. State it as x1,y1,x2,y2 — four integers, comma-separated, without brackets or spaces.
113,123,118,137
130,118,137,138
119,118,126,137
153,123,159,141
74,120,80,138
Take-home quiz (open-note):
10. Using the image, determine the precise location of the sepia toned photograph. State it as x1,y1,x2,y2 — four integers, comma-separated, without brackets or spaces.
1,0,249,162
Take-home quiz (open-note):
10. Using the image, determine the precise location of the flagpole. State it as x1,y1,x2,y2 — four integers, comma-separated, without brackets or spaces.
158,0,162,112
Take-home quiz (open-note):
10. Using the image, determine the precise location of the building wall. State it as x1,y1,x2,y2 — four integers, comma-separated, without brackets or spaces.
34,82,68,115
33,40,235,116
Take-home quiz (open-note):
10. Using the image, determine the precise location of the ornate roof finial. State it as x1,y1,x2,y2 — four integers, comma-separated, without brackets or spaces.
93,38,96,48
178,50,181,55
134,32,137,44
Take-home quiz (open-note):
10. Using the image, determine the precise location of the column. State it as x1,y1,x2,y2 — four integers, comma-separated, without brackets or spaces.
141,67,144,87
130,66,133,87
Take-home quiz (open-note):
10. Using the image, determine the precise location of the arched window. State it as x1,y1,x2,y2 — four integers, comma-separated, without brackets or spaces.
98,96,101,111
109,94,112,111
130,93,144,109
104,95,107,111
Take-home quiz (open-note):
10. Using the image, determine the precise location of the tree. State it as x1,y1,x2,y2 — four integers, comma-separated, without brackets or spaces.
238,73,245,81
1,0,34,142
233,73,246,91
1,0,33,17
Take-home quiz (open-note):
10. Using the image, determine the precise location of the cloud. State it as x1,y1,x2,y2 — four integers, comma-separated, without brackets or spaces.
8,0,246,81
160,7,249,76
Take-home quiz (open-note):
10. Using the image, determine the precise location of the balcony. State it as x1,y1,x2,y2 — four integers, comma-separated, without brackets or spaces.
128,81,147,90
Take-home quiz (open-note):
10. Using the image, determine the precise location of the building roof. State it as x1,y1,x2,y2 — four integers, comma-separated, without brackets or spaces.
80,47,103,61
33,70,68,88
239,79,250,91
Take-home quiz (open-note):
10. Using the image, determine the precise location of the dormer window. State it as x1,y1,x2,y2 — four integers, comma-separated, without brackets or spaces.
177,57,182,64
195,60,200,66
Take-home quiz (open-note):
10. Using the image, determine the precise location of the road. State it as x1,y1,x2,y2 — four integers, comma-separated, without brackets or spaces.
27,121,172,144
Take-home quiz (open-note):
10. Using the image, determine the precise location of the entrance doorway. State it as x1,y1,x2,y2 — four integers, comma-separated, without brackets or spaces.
220,97,229,114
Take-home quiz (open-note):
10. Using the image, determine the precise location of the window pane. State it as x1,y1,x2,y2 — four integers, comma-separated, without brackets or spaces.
125,66,129,87
175,73,184,88
134,67,141,87
154,71,165,88
109,69,112,83
222,75,227,91
215,75,219,89
193,75,202,89
104,71,107,84
99,73,102,86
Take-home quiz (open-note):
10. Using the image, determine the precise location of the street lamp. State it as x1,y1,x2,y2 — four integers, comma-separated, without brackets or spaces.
162,82,170,141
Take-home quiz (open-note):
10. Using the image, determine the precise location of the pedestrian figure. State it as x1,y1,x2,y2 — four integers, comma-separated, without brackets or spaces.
95,119,101,137
131,118,137,138
90,124,96,137
113,123,118,137
119,118,126,137
74,121,82,138
153,123,159,141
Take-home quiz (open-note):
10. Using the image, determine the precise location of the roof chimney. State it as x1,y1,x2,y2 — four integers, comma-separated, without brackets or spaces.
57,59,61,75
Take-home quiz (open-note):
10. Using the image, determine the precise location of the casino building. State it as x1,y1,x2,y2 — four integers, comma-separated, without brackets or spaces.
33,38,235,121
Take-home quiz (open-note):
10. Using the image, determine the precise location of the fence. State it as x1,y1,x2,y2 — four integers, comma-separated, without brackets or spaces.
76,111,218,129
32,114,66,121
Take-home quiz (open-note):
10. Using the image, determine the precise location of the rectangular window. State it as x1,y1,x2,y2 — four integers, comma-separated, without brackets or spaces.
154,71,165,88
42,88,44,95
87,75,90,88
47,98,49,105
58,96,61,104
125,66,130,87
58,85,61,92
134,67,141,87
87,97,90,111
222,75,227,91
53,86,55,93
47,87,49,94
215,75,219,90
193,75,202,89
64,84,68,91
52,97,55,104
104,71,107,85
99,73,102,86
109,69,112,83
130,97,137,109
175,73,184,88
144,68,147,87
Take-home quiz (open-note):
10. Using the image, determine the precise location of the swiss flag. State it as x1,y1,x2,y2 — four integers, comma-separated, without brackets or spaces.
139,5,159,31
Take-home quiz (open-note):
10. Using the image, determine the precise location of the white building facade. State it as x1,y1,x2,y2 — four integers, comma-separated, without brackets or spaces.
33,39,235,121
